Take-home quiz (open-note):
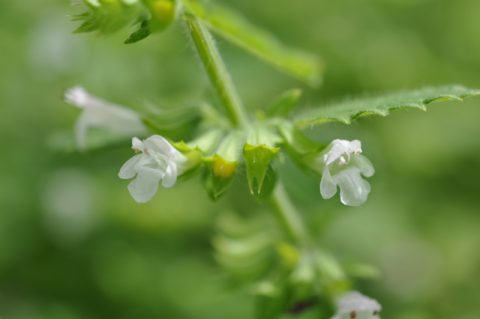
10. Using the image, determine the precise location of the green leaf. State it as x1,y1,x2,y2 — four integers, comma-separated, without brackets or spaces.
73,14,102,33
140,104,201,140
265,89,302,117
74,1,142,34
278,122,325,168
182,0,323,86
243,144,279,198
125,20,151,43
294,85,480,127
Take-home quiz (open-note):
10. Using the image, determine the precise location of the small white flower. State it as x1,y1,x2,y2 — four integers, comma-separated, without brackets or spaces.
118,135,187,203
64,86,146,149
319,139,374,206
331,291,381,319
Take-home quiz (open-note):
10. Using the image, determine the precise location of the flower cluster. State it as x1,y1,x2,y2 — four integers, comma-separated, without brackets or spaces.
65,88,375,206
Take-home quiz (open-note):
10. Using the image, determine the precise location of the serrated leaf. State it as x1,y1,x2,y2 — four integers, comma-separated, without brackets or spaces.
243,144,279,197
265,89,302,117
295,85,480,127
182,0,323,86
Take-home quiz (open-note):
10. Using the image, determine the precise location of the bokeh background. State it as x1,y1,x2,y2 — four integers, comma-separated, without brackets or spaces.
1,0,479,318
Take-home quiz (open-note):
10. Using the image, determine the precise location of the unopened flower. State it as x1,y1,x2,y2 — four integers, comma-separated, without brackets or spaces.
118,135,187,203
64,86,146,149
331,291,381,319
319,139,374,206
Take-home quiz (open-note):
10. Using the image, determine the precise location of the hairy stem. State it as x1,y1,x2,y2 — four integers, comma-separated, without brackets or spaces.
185,15,248,127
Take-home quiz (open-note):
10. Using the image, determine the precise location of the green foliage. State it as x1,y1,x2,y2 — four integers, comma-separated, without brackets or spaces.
124,19,151,43
23,0,480,318
213,211,278,281
181,0,323,86
265,89,303,117
278,123,326,172
295,85,480,127
73,0,177,43
140,103,201,140
73,0,143,34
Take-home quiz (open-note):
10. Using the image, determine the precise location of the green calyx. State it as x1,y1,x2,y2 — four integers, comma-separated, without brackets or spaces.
243,144,279,198
202,155,238,200
201,131,244,200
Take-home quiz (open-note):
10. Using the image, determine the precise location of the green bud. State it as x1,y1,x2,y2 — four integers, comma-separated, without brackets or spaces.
142,0,176,31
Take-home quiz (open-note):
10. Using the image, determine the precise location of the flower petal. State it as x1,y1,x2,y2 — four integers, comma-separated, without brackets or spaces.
144,135,176,155
335,168,371,206
161,164,178,188
320,168,338,199
323,139,362,165
118,154,143,179
64,86,91,109
354,155,375,177
132,137,144,152
127,167,164,203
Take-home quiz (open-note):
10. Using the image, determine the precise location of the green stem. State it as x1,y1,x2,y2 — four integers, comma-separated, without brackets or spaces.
185,15,248,127
185,14,311,247
270,183,311,245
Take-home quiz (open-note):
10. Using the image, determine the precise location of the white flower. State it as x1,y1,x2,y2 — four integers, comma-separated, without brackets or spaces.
64,86,146,150
118,135,187,203
331,291,381,319
319,139,374,206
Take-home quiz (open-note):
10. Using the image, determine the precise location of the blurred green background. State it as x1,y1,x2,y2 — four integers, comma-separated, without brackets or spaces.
1,0,480,318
